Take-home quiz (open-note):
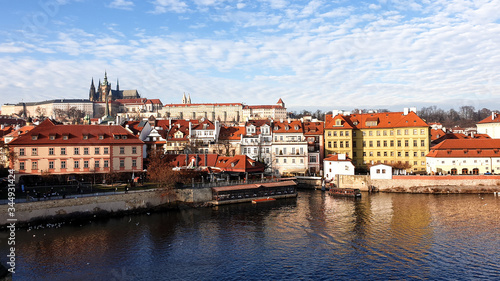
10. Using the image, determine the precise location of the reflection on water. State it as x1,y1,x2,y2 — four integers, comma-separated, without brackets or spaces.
2,191,499,280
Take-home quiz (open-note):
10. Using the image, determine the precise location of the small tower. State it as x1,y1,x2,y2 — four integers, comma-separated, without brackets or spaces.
182,92,187,104
100,71,111,102
89,78,96,101
116,78,119,92
187,93,191,104
277,98,285,108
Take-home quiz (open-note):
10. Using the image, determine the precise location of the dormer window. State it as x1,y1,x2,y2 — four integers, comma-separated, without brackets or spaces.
31,135,38,140
122,135,127,139
294,125,299,130
336,119,341,126
114,135,120,140
49,135,55,140
63,135,68,140
83,134,89,140
99,135,104,140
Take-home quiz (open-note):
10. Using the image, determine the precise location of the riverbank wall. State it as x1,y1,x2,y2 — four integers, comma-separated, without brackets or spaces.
338,175,500,193
0,187,213,228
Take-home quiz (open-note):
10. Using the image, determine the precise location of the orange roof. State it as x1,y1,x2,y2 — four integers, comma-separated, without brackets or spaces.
219,126,245,140
478,113,500,124
303,121,324,135
427,139,500,158
9,119,143,146
325,111,428,129
273,120,303,133
430,129,446,140
324,154,352,161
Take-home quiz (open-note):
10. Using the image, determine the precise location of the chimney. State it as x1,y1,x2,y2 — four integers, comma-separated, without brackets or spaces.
1,125,4,130
287,118,291,123
492,112,496,120
403,108,409,115
189,121,192,137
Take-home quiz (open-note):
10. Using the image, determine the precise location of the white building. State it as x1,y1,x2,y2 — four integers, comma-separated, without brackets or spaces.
323,154,355,182
272,119,308,176
370,164,392,179
477,112,500,139
426,139,500,175
240,120,273,167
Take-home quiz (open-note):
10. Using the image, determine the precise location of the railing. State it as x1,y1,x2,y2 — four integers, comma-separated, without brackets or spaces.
180,178,282,189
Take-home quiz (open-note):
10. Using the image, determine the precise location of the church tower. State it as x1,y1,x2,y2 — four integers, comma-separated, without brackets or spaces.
182,92,187,104
100,71,111,102
187,93,191,104
89,78,96,101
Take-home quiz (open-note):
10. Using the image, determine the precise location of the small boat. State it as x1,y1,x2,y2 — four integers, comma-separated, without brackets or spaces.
328,188,361,197
252,198,276,204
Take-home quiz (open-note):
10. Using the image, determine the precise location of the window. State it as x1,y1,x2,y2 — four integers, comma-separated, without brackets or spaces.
99,135,104,140
346,131,349,136
421,129,425,135
49,161,54,169
132,147,137,154
327,141,332,148
283,159,287,163
328,131,332,137
84,160,89,168
309,155,317,163
353,151,357,157
405,152,409,157
397,130,401,135
390,140,394,147
333,131,337,136
132,159,137,167
120,147,125,154
369,141,373,147
384,151,387,156
369,152,373,156
49,135,55,140
292,159,295,164
74,147,79,155
421,140,425,147
398,152,402,157
95,160,100,168
340,141,343,148
61,148,66,155
333,141,337,148
120,159,125,168
369,131,373,136
377,141,380,147
413,140,418,147
19,162,25,170
404,129,409,135
32,161,37,170
346,141,350,148
104,147,109,154
31,148,37,156
84,147,89,155
19,148,25,156
95,147,100,155
104,160,109,168
413,129,418,135
353,141,356,148
300,159,303,163
353,131,356,137
63,135,68,140
49,148,54,155
61,161,66,169
340,131,343,137
397,140,401,147
74,160,79,169
377,152,381,156
363,141,366,147
405,140,409,147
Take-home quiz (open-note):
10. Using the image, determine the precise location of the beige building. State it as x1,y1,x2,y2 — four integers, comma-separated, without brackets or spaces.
2,99,94,120
161,94,287,123
8,119,144,181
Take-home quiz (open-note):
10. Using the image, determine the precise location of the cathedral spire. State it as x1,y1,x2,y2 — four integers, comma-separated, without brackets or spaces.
182,92,187,104
187,93,191,104
116,78,119,92
89,77,96,101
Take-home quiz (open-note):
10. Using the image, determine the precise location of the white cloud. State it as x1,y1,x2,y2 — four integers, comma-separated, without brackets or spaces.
149,0,189,14
108,0,135,10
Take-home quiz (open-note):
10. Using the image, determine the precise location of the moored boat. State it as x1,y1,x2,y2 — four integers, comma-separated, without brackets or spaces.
328,188,361,197
252,198,276,204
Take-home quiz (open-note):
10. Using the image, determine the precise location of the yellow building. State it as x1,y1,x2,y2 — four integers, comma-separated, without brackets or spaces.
324,109,430,172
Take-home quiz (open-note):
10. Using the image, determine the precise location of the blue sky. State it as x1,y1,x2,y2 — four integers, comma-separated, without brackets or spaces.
1,0,500,112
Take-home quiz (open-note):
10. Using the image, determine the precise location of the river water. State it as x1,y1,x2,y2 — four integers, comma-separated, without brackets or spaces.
2,190,500,280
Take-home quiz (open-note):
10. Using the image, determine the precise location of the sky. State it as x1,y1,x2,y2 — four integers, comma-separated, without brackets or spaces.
1,0,500,113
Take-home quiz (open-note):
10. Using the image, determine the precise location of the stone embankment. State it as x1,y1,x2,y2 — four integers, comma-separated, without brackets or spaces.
338,175,500,193
0,187,213,228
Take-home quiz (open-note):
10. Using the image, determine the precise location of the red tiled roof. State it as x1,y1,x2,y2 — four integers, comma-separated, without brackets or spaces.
427,139,500,158
273,120,303,133
430,129,446,140
325,111,428,129
116,98,147,104
324,154,352,161
244,105,283,109
477,113,500,124
303,121,324,135
9,119,143,146
219,126,245,140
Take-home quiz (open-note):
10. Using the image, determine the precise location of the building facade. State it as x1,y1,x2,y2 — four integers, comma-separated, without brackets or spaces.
8,119,144,180
324,108,430,172
476,112,500,139
426,139,500,175
271,119,308,176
